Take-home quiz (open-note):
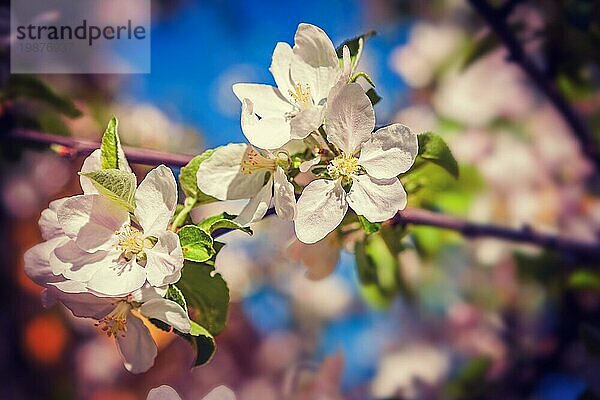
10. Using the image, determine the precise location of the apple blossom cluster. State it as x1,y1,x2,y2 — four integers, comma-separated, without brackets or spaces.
24,22,425,377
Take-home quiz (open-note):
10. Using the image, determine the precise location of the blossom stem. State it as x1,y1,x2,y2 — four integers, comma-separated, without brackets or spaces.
9,128,600,259
171,198,196,231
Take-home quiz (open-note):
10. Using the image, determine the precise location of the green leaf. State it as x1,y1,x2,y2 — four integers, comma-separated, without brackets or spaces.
569,269,600,290
185,321,217,366
100,117,126,170
6,75,82,118
176,261,229,336
79,169,136,211
178,225,215,263
417,133,459,178
179,150,218,206
358,215,381,235
365,88,381,106
198,212,252,236
355,233,400,309
336,31,376,69
166,285,187,311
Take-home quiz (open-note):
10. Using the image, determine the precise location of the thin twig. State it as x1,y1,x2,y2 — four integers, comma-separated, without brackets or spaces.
8,129,600,259
467,0,600,171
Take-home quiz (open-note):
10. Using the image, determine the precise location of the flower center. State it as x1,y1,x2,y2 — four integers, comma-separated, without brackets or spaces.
241,148,276,175
328,155,359,178
288,83,313,110
96,301,131,338
115,225,152,260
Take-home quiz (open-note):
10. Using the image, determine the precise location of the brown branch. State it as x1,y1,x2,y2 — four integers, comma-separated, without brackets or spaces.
8,129,600,259
467,0,600,171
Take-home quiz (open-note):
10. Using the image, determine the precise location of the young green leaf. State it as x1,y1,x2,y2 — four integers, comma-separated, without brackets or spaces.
358,215,381,235
198,212,252,236
79,169,137,211
179,150,218,206
336,31,376,69
366,88,382,106
185,321,217,366
176,261,230,336
177,225,215,263
417,133,459,178
100,117,122,170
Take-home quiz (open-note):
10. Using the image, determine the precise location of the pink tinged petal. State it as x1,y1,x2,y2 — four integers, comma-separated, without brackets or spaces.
293,23,339,70
299,155,321,173
289,105,325,140
144,231,184,287
51,289,116,319
232,83,293,117
130,285,168,303
197,143,267,201
294,179,348,244
58,194,129,252
347,175,407,222
273,166,296,221
203,386,237,400
359,124,418,179
86,257,147,297
147,385,183,400
116,313,158,374
235,178,273,226
240,99,291,150
24,237,69,285
269,42,295,99
135,165,178,235
39,198,68,240
48,280,90,294
325,83,375,154
79,149,101,195
139,298,191,333
53,240,111,282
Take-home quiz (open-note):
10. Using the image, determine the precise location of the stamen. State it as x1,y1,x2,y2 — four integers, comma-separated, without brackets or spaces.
328,155,360,178
288,83,313,110
241,148,276,175
114,225,146,260
95,301,131,338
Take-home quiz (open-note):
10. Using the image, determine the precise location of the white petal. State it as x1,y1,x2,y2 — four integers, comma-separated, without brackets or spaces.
53,240,110,282
203,386,237,400
144,231,184,287
58,194,128,252
290,105,324,140
294,179,348,244
347,175,407,222
241,98,291,150
39,198,68,240
139,298,191,333
299,155,321,173
147,386,183,400
24,237,69,285
326,45,352,101
269,42,295,99
273,166,296,220
51,290,115,319
79,149,102,195
135,165,178,235
130,285,168,303
197,143,266,200
325,83,375,154
359,124,418,179
293,23,338,70
86,256,147,296
234,179,273,226
116,314,158,374
49,280,90,294
232,83,293,117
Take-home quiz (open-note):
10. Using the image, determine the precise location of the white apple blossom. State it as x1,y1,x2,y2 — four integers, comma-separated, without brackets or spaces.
294,83,418,243
147,385,236,400
232,23,343,149
196,143,296,226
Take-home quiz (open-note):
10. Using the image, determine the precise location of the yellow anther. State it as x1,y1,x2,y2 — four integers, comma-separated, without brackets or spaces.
288,83,313,110
328,155,359,178
95,301,131,338
241,148,276,175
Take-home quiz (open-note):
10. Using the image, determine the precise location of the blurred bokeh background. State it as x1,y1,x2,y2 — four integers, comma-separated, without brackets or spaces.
2,0,600,399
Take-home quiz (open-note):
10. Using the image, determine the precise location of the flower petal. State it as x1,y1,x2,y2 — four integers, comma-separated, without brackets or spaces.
197,143,266,201
235,177,273,226
270,42,295,99
24,236,69,285
293,23,338,70
39,198,68,240
86,257,147,297
273,166,296,220
50,289,115,319
79,149,102,195
232,83,293,117
299,155,321,173
116,313,158,374
58,194,128,252
139,298,191,333
147,386,183,400
53,240,111,282
203,386,237,400
359,124,418,179
144,231,184,287
290,105,324,140
347,175,407,222
130,284,168,303
294,179,348,244
325,83,375,154
134,165,178,235
240,99,291,150
49,280,91,294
